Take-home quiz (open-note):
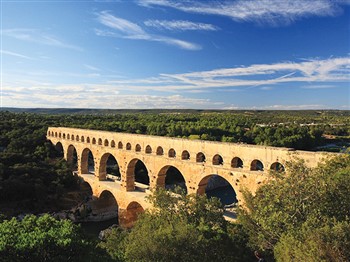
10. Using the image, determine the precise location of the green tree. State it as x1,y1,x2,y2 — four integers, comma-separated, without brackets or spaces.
100,188,253,262
239,154,350,261
0,214,99,262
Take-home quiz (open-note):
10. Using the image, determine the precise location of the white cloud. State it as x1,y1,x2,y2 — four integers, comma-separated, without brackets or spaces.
1,28,82,51
107,56,350,91
138,0,344,25
84,64,101,71
301,85,335,89
0,50,33,60
144,19,219,31
95,11,201,50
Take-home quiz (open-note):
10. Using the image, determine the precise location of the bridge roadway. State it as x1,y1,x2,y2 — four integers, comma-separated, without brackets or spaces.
47,127,335,226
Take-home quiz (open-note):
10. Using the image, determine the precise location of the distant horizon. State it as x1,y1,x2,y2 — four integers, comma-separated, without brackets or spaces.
1,0,349,109
1,106,349,112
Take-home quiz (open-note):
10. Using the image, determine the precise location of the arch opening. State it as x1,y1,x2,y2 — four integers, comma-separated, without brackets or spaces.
76,135,79,142
270,162,285,172
196,152,206,163
92,138,96,144
118,141,123,149
197,175,237,206
135,144,141,152
71,134,74,141
156,146,164,156
99,153,121,181
157,166,187,193
81,148,95,174
126,143,131,150
120,201,144,229
91,190,118,223
98,138,102,145
54,142,64,158
63,133,66,139
145,145,152,154
86,137,90,143
168,148,176,158
213,154,223,165
250,159,264,171
81,136,85,142
126,159,149,191
104,139,109,147
55,132,58,137
181,150,190,160
231,157,243,168
67,145,78,170
111,140,115,148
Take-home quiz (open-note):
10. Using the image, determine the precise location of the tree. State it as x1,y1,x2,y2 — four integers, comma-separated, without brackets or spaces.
238,154,350,261
100,188,253,262
0,214,98,262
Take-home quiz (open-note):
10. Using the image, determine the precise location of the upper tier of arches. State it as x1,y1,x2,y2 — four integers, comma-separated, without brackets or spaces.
48,128,304,173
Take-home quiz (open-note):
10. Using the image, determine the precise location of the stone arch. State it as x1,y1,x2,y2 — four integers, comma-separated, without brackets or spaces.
98,138,103,145
47,131,50,136
213,154,223,165
80,181,93,198
251,159,264,171
120,201,144,228
76,135,79,142
197,175,237,205
71,134,74,141
59,133,61,138
55,132,58,137
145,145,152,154
168,148,176,158
104,139,109,147
99,153,121,181
86,137,90,143
81,136,85,142
93,190,119,221
111,140,115,148
66,145,78,170
156,146,164,156
231,157,243,168
157,165,187,193
270,162,285,172
196,152,206,163
92,138,96,144
67,134,70,139
126,143,131,150
118,141,123,149
135,144,141,152
63,133,66,139
181,150,190,160
55,142,64,158
81,148,95,174
126,159,150,191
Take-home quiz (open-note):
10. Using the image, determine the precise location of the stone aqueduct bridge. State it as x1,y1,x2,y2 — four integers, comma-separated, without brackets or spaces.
47,127,332,226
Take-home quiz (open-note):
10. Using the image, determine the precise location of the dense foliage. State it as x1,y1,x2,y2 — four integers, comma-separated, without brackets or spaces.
239,154,350,261
0,214,106,262
99,188,253,262
0,112,79,215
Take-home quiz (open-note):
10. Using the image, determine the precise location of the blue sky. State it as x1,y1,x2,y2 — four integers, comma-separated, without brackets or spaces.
1,0,349,109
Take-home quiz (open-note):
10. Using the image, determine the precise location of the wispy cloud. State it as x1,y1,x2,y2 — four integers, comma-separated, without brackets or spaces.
0,50,33,60
96,11,201,50
144,20,219,31
84,64,101,71
301,84,335,89
107,56,350,91
1,28,82,51
138,0,344,25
